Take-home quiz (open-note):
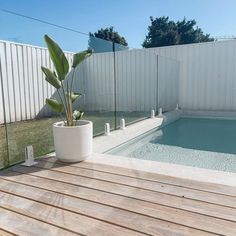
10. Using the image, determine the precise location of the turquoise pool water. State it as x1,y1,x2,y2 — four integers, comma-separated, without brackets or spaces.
108,118,236,172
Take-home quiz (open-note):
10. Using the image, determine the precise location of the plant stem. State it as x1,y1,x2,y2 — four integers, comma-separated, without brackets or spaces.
69,69,75,124
67,79,71,115
67,79,73,126
57,89,68,121
70,68,76,96
61,82,71,126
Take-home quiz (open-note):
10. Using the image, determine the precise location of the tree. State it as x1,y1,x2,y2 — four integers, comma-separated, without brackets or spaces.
142,17,214,48
89,27,128,53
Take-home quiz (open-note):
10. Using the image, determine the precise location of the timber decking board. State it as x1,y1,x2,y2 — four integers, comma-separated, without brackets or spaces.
10,164,236,209
7,165,236,235
0,178,211,236
35,159,236,205
0,171,221,236
19,160,236,222
53,158,236,197
0,192,145,236
50,157,236,196
0,158,235,235
0,207,79,236
0,228,15,236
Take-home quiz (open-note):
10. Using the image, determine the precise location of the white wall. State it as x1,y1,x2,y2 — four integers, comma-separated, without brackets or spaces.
148,40,236,111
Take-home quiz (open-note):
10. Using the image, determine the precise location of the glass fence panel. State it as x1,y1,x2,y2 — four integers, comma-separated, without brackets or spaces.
0,8,118,166
88,35,113,53
115,46,158,127
0,124,7,168
0,25,117,167
75,37,115,135
0,8,181,169
0,37,64,165
0,79,7,168
6,117,61,166
0,41,8,168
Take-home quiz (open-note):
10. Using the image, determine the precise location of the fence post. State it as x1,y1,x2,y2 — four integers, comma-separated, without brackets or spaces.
156,55,159,112
112,42,117,130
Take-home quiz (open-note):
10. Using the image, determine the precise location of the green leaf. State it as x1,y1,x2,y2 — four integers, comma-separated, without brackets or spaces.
44,35,69,81
46,98,63,113
66,92,82,103
72,49,92,68
73,110,84,120
71,92,82,103
41,67,61,89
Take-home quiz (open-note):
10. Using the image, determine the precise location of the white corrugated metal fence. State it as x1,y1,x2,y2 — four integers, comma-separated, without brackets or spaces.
8,39,236,122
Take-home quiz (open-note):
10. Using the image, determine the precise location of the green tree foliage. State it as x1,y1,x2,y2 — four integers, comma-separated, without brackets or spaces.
89,27,128,52
90,26,128,46
142,17,214,48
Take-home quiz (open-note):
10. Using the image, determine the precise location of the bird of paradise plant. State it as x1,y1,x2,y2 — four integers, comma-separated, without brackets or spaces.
41,35,92,126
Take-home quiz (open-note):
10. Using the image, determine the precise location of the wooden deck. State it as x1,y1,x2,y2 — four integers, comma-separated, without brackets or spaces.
0,158,236,235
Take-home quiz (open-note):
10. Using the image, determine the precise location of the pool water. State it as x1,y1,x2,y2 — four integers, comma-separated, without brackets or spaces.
108,118,236,172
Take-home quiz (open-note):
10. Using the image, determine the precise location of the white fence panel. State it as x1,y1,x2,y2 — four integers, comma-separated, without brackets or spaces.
11,39,236,123
115,50,158,112
148,40,236,111
0,40,74,123
79,52,115,112
0,40,181,123
158,55,179,111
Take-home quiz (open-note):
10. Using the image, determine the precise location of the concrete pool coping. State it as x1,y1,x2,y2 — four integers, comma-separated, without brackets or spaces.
93,110,182,153
45,110,236,187
85,153,236,187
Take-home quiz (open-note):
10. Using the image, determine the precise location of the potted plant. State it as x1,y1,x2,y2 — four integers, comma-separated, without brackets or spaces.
41,35,93,162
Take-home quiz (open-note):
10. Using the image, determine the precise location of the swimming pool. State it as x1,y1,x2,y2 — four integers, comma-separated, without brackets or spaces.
108,117,236,172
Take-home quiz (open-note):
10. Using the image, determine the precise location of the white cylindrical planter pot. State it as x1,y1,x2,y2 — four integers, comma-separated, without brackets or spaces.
53,120,93,163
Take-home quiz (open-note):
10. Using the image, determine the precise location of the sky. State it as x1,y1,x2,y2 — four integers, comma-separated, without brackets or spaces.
1,0,236,51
